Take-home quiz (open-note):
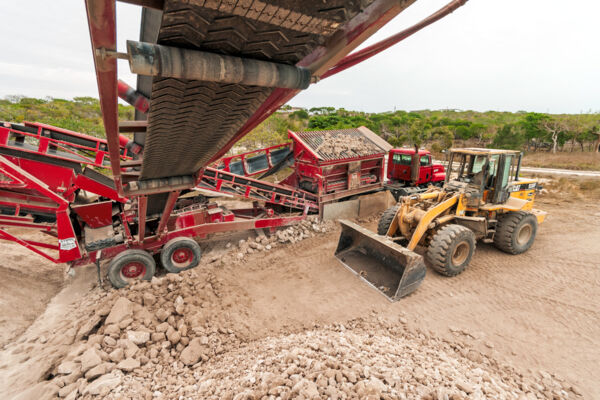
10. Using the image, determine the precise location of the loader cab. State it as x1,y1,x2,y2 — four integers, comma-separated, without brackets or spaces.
445,148,522,204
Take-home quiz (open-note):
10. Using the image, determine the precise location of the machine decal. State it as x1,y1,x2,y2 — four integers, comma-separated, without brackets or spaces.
59,238,77,251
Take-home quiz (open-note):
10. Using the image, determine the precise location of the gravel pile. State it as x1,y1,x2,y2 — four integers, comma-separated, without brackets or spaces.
20,219,578,400
205,216,336,263
106,318,576,400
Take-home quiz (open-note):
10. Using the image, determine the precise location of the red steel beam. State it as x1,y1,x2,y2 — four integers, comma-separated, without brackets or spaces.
0,229,59,263
117,79,150,113
137,195,147,242
85,0,124,196
0,155,68,209
156,190,180,237
322,0,469,79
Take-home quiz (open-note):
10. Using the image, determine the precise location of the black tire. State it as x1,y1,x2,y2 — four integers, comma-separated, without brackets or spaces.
160,237,202,273
426,224,476,277
494,211,538,254
108,249,156,289
377,205,400,235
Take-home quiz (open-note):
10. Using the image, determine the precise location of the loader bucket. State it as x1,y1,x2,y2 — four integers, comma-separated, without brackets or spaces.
334,220,426,301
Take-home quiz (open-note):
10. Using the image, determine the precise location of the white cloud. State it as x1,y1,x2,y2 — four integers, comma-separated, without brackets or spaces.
0,0,598,113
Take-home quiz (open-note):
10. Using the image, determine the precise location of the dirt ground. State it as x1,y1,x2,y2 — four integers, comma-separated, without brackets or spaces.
0,190,598,399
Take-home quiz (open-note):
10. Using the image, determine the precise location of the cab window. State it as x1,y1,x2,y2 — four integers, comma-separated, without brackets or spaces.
420,155,430,166
392,153,412,165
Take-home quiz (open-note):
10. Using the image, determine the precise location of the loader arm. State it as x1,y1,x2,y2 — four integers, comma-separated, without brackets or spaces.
405,194,459,251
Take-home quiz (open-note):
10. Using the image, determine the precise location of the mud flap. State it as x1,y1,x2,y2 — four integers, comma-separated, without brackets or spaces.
334,220,426,301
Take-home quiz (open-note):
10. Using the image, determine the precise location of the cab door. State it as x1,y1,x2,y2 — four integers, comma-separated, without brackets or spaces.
418,155,433,185
492,154,514,203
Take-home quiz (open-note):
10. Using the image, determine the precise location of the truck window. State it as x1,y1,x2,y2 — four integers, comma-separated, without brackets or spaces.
420,155,430,166
392,154,412,165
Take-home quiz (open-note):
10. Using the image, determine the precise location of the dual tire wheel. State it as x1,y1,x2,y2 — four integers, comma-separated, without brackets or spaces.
107,237,202,288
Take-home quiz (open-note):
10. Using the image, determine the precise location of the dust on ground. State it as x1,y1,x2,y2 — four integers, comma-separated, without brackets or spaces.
0,191,598,399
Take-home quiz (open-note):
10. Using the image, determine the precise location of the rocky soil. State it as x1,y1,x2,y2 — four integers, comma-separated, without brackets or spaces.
2,214,584,400
20,271,574,400
2,194,599,399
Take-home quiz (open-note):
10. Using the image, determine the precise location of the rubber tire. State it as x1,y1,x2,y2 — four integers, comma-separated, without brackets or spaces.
160,237,202,274
377,205,400,235
494,211,538,255
108,249,156,289
426,224,476,277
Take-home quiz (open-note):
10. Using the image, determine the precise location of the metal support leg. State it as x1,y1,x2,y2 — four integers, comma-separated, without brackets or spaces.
95,250,103,288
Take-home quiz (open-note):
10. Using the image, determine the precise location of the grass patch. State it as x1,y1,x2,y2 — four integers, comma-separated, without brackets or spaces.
522,152,600,171
544,177,600,200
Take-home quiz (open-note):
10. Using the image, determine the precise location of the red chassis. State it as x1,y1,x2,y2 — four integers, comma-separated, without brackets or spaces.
0,122,307,276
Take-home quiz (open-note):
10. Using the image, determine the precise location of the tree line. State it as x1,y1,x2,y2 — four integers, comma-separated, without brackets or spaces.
1,96,598,153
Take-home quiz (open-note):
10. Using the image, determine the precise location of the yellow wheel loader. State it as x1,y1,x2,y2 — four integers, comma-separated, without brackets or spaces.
335,148,547,301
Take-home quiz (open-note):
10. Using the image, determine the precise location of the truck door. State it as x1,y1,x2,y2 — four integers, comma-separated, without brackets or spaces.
418,155,432,185
389,153,412,182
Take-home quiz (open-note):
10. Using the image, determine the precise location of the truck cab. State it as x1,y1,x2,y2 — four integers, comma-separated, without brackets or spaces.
387,148,445,186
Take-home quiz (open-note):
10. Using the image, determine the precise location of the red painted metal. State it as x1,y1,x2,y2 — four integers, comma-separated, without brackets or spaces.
71,201,113,228
213,143,292,177
121,261,146,278
172,247,193,266
322,0,469,79
117,79,150,114
74,174,126,203
85,0,123,196
198,167,319,211
0,228,60,262
156,190,180,237
0,122,130,170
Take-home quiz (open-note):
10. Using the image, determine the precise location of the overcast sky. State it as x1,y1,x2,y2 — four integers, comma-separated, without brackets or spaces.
1,0,598,114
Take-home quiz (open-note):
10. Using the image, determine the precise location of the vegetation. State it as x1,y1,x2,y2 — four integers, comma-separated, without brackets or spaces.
1,96,598,159
0,96,133,138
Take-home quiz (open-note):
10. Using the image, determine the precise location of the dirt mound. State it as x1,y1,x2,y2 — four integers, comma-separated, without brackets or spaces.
0,231,65,347
1,201,596,399
21,243,572,399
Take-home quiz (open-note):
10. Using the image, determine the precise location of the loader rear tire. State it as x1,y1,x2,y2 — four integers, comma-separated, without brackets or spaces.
494,211,538,254
108,249,156,289
161,237,202,273
426,224,476,277
377,205,400,235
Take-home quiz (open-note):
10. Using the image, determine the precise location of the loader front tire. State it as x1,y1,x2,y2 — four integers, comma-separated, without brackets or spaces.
494,211,538,254
377,205,400,235
426,224,476,277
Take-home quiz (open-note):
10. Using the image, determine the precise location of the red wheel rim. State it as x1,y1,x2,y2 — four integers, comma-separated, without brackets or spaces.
120,261,146,279
171,247,194,268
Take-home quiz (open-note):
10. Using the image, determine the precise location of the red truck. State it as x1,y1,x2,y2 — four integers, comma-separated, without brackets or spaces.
385,148,446,199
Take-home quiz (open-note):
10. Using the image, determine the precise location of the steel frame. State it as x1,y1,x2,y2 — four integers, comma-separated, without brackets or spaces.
86,0,470,195
212,143,292,178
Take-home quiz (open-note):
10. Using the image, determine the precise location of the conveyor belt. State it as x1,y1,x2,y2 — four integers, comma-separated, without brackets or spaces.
140,0,376,180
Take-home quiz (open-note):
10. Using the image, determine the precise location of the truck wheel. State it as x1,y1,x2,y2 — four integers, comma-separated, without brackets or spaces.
494,211,537,254
108,249,156,288
377,205,400,235
160,237,202,273
426,224,476,277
